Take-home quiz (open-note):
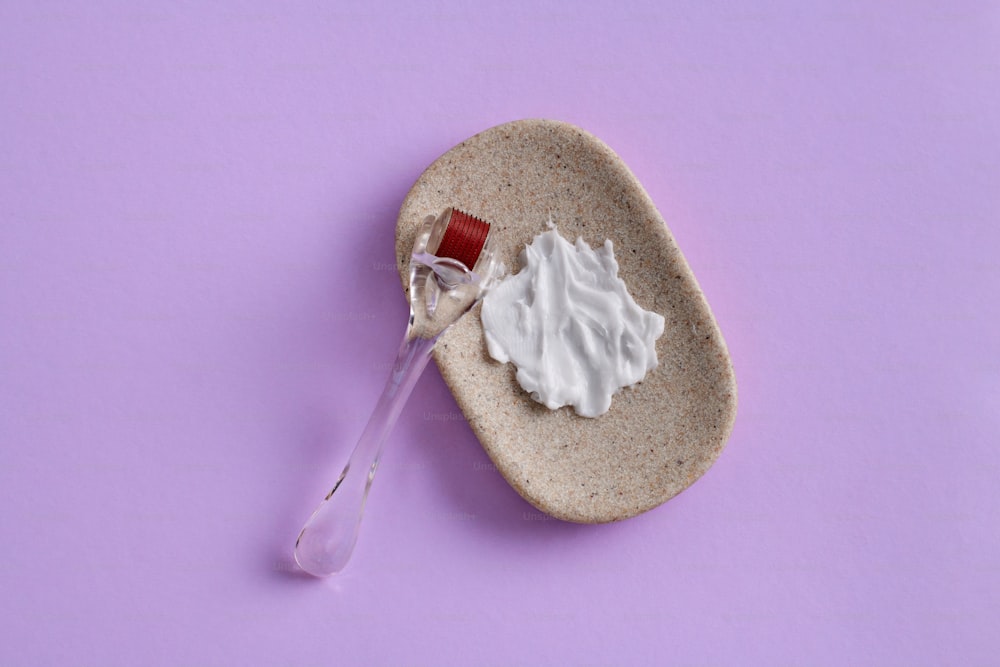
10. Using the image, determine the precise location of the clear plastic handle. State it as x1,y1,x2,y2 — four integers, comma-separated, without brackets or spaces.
294,208,501,577
294,333,436,577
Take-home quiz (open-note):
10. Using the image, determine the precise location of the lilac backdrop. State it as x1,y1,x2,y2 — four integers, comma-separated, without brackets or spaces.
1,1,998,665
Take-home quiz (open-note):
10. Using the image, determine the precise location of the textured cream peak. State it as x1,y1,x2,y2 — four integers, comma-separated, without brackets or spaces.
481,226,665,418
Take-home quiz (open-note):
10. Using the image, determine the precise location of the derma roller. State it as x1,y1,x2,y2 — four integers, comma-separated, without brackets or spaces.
294,208,502,577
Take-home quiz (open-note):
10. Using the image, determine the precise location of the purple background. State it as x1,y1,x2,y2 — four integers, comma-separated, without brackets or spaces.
2,1,998,665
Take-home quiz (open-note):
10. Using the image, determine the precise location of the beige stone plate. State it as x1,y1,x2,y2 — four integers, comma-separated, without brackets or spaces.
395,119,737,523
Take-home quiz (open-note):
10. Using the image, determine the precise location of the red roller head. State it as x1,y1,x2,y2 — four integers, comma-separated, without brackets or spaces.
435,209,490,271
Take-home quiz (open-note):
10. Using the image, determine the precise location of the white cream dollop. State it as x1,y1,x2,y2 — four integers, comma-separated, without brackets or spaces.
481,226,665,418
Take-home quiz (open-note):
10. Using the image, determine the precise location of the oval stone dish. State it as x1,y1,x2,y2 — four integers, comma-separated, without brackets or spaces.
395,119,737,523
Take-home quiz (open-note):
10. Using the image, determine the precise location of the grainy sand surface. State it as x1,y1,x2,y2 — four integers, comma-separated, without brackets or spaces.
396,119,737,523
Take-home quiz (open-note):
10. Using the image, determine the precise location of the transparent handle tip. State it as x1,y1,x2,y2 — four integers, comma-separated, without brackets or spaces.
294,468,363,577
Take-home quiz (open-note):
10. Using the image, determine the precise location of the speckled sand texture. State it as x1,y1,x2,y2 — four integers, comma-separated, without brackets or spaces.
395,119,737,523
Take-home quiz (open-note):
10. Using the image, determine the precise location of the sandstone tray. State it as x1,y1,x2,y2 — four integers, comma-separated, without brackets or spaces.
395,119,737,523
